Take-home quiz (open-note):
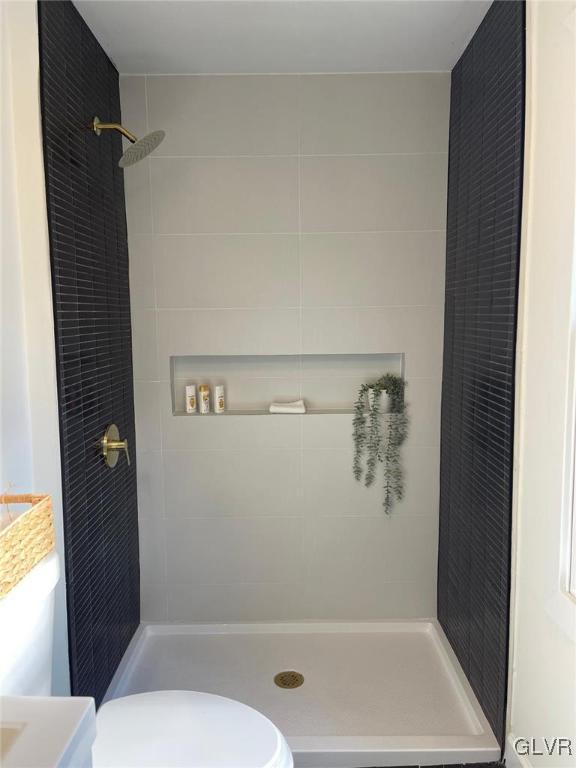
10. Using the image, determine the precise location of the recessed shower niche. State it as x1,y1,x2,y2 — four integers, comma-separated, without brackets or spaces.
170,353,404,415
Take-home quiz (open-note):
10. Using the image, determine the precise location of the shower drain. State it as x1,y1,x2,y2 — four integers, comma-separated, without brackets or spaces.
274,670,304,689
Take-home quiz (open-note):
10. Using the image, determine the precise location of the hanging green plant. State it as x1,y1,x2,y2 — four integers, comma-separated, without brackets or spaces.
352,374,408,514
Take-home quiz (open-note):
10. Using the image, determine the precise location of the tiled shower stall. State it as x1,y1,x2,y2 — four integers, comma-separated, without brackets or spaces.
36,0,524,764
123,72,449,623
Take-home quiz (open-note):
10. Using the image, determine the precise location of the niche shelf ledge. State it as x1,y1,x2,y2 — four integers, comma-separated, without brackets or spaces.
169,353,404,416
172,408,356,417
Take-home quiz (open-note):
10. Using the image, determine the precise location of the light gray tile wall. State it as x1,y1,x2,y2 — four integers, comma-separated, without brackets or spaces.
150,157,300,233
121,72,449,623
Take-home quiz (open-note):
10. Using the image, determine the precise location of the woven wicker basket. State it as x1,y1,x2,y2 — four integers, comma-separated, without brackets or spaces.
0,494,55,598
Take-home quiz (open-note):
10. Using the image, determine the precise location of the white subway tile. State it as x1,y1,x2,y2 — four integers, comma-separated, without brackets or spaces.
140,583,167,621
147,75,299,156
134,381,162,449
300,73,450,155
119,76,148,138
131,308,158,381
302,306,444,378
301,154,448,232
165,517,304,585
155,235,299,308
138,515,166,584
161,410,301,451
402,446,440,517
302,413,354,451
300,353,401,379
151,157,299,234
302,232,445,308
124,157,153,235
307,515,438,586
405,378,442,447
129,234,156,309
167,582,305,622
163,450,301,517
174,354,300,381
157,308,300,367
304,578,436,620
135,451,165,518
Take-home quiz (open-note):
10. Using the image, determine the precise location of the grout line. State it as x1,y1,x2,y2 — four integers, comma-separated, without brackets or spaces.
126,229,446,236
148,152,449,159
144,74,168,598
166,375,439,382
148,514,434,524
144,76,156,236
128,71,451,77
297,75,306,541
143,445,440,455
297,73,304,397
145,576,436,588
137,445,441,453
134,378,171,384
148,304,444,311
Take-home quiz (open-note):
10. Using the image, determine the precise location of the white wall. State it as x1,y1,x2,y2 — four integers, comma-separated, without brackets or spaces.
121,73,449,622
1,2,33,500
507,2,576,765
1,0,69,694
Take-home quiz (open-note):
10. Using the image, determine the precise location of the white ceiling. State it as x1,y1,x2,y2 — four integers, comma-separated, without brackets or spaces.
74,0,491,75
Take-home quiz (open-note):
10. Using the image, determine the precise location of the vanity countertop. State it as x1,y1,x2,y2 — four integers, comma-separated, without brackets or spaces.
0,695,96,768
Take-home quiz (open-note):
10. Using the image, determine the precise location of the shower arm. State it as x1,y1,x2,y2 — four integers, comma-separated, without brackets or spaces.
92,117,137,144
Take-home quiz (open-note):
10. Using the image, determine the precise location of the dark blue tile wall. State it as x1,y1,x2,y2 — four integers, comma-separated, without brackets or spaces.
438,0,525,748
38,0,140,705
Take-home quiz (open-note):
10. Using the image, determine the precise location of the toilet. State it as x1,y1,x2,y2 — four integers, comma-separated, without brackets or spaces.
1,548,292,768
92,689,294,768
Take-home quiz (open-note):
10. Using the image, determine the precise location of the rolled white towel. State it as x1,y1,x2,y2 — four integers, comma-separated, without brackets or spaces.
269,399,306,414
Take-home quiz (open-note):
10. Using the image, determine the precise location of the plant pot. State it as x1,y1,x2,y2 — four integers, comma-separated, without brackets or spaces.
367,387,390,413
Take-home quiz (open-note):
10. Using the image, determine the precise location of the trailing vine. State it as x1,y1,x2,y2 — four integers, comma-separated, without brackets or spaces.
352,374,408,514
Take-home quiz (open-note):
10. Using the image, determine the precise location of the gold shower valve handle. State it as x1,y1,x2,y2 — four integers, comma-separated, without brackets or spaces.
107,438,131,466
101,424,131,468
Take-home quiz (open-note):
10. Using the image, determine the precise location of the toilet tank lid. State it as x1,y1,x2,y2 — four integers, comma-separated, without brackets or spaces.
93,690,293,768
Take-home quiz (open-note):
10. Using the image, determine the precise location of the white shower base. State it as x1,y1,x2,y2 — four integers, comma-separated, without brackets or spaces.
104,620,499,768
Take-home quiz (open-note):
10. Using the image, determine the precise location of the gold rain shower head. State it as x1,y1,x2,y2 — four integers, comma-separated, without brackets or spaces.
92,117,165,168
